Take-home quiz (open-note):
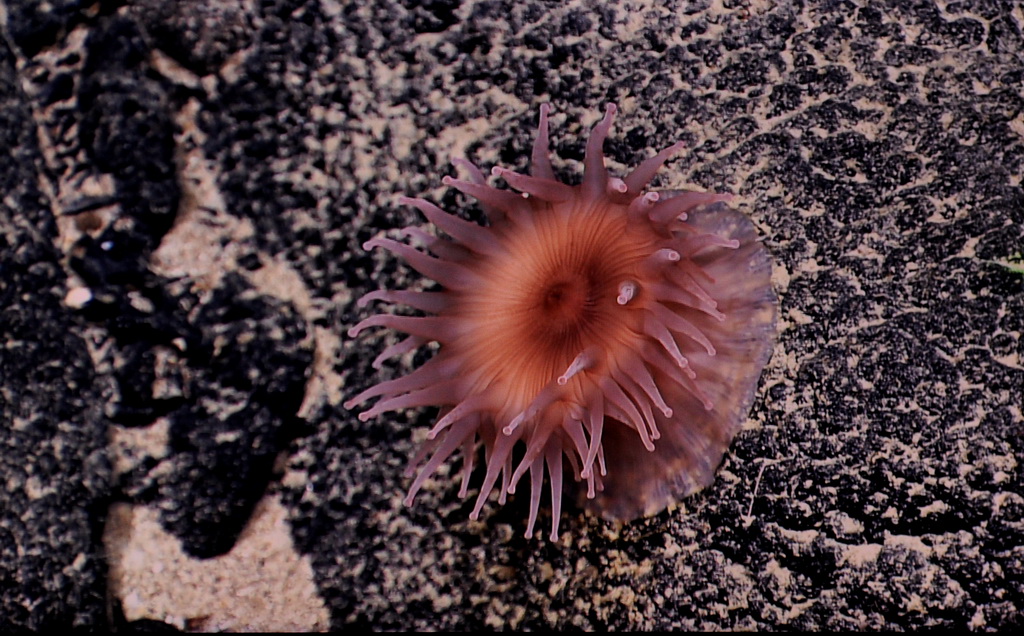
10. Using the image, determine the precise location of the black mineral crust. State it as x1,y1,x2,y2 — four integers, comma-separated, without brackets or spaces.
0,36,110,631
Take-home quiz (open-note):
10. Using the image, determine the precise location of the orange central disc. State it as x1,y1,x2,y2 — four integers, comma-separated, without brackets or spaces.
451,198,659,413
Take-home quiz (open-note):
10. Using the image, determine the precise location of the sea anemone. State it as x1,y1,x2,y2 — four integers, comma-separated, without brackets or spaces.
347,104,777,539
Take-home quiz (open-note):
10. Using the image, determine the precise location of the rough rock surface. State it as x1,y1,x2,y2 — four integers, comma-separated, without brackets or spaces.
0,0,1021,631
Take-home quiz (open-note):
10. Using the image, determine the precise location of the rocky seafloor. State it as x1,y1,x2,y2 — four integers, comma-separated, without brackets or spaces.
1,0,1021,630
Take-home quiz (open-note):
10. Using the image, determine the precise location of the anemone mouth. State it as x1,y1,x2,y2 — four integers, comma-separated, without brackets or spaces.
347,103,778,540
530,272,599,343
